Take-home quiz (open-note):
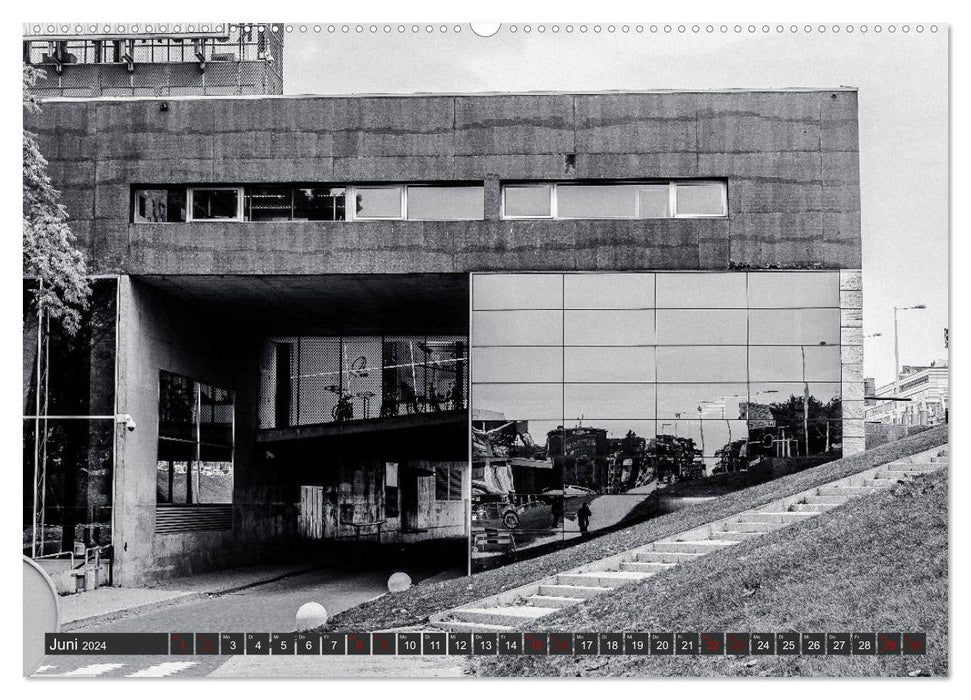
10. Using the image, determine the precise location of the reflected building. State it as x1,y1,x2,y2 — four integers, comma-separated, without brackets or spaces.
25,80,862,582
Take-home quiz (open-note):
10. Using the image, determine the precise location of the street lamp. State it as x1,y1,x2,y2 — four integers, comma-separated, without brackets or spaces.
894,304,927,398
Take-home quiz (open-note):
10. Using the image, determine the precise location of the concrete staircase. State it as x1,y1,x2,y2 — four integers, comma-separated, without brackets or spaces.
431,444,948,632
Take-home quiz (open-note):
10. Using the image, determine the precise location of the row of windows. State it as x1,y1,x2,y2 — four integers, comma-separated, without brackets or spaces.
131,180,727,223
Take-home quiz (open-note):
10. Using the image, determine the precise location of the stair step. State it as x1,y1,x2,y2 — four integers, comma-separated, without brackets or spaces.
635,550,707,564
716,530,763,540
862,478,899,488
886,462,940,472
874,471,916,481
526,595,584,609
789,503,839,513
620,561,679,573
538,584,611,599
450,606,559,627
557,571,653,588
738,511,817,523
804,494,852,504
432,620,515,633
715,521,777,533
817,486,880,497
654,540,738,553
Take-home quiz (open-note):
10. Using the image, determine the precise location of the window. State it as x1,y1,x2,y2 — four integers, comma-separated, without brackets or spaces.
294,187,346,221
406,186,484,220
501,181,727,220
189,187,242,221
435,465,463,501
133,188,186,223
353,186,403,219
385,463,399,517
157,371,234,505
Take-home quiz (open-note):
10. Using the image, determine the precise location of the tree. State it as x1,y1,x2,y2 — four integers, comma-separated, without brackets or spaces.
23,64,89,334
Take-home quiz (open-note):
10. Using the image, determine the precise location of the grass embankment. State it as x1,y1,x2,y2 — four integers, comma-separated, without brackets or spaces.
471,468,948,677
327,425,947,632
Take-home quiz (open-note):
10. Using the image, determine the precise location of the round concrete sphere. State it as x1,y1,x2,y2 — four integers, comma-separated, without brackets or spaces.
295,602,328,630
387,572,412,593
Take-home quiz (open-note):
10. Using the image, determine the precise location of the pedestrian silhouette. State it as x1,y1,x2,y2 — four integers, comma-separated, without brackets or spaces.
577,502,592,534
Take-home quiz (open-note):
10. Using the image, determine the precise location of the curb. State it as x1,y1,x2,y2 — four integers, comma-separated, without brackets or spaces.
62,567,315,630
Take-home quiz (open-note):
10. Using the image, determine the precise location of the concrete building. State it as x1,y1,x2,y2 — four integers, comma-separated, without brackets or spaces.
24,83,863,583
865,360,949,426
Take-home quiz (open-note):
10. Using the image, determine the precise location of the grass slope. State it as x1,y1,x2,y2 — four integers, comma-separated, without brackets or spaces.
470,468,948,677
328,426,947,632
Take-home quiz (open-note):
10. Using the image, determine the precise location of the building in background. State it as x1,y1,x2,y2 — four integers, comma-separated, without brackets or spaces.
23,23,283,98
23,40,863,582
865,360,949,426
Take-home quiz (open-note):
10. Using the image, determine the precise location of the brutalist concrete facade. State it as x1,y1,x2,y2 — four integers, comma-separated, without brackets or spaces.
27,90,863,583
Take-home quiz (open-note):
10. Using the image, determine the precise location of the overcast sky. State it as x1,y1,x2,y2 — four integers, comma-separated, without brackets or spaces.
283,24,948,386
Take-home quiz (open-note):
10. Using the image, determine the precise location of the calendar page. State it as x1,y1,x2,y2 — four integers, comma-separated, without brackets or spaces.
19,10,950,685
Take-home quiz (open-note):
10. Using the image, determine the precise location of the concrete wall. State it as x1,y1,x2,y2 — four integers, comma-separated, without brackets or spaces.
115,276,282,584
28,90,861,275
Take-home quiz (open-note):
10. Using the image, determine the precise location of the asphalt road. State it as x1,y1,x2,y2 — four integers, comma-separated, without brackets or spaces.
32,564,465,679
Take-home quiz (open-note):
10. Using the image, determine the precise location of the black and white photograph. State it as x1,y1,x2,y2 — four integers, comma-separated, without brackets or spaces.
16,8,953,684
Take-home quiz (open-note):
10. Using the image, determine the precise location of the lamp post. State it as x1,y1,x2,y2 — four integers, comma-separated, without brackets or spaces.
893,305,927,404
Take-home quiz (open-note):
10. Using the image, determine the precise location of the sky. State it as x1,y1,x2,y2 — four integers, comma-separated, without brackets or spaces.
281,24,948,386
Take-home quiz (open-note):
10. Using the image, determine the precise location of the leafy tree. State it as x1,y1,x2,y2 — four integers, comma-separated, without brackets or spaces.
23,64,89,334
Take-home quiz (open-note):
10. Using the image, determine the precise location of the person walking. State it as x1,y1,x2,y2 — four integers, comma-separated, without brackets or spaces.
577,502,592,534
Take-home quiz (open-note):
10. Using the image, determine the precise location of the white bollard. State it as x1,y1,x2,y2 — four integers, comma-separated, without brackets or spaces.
295,602,328,630
387,572,412,593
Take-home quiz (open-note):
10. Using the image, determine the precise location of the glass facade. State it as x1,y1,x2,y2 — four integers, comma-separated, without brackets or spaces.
259,335,468,429
470,271,842,569
23,278,118,557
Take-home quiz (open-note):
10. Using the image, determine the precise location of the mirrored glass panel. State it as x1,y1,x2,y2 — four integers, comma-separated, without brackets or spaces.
407,186,484,221
503,185,552,218
245,186,292,221
747,421,842,458
748,345,842,382
656,346,748,382
294,187,346,221
747,271,840,308
472,383,562,419
563,273,655,309
472,310,563,346
563,383,656,420
472,274,563,310
353,186,403,219
472,347,563,383
660,419,748,456
656,383,748,419
655,273,748,308
675,182,726,216
554,421,655,495
134,187,186,223
656,309,748,345
563,346,655,383
191,188,239,220
557,184,639,218
564,310,655,346
748,309,840,346
471,497,565,534
747,382,842,422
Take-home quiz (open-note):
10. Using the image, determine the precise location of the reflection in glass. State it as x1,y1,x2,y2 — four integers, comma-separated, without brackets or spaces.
563,273,655,309
659,419,747,457
655,273,748,308
564,346,655,383
473,310,563,346
552,422,656,495
191,188,239,220
503,185,552,218
354,186,403,219
564,383,656,420
656,309,748,345
747,382,842,420
407,186,484,221
638,185,671,218
747,421,842,459
656,346,748,383
564,310,655,346
747,271,840,308
472,383,562,419
557,184,639,218
748,346,842,382
748,309,840,346
656,383,748,419
471,347,562,383
472,275,563,311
